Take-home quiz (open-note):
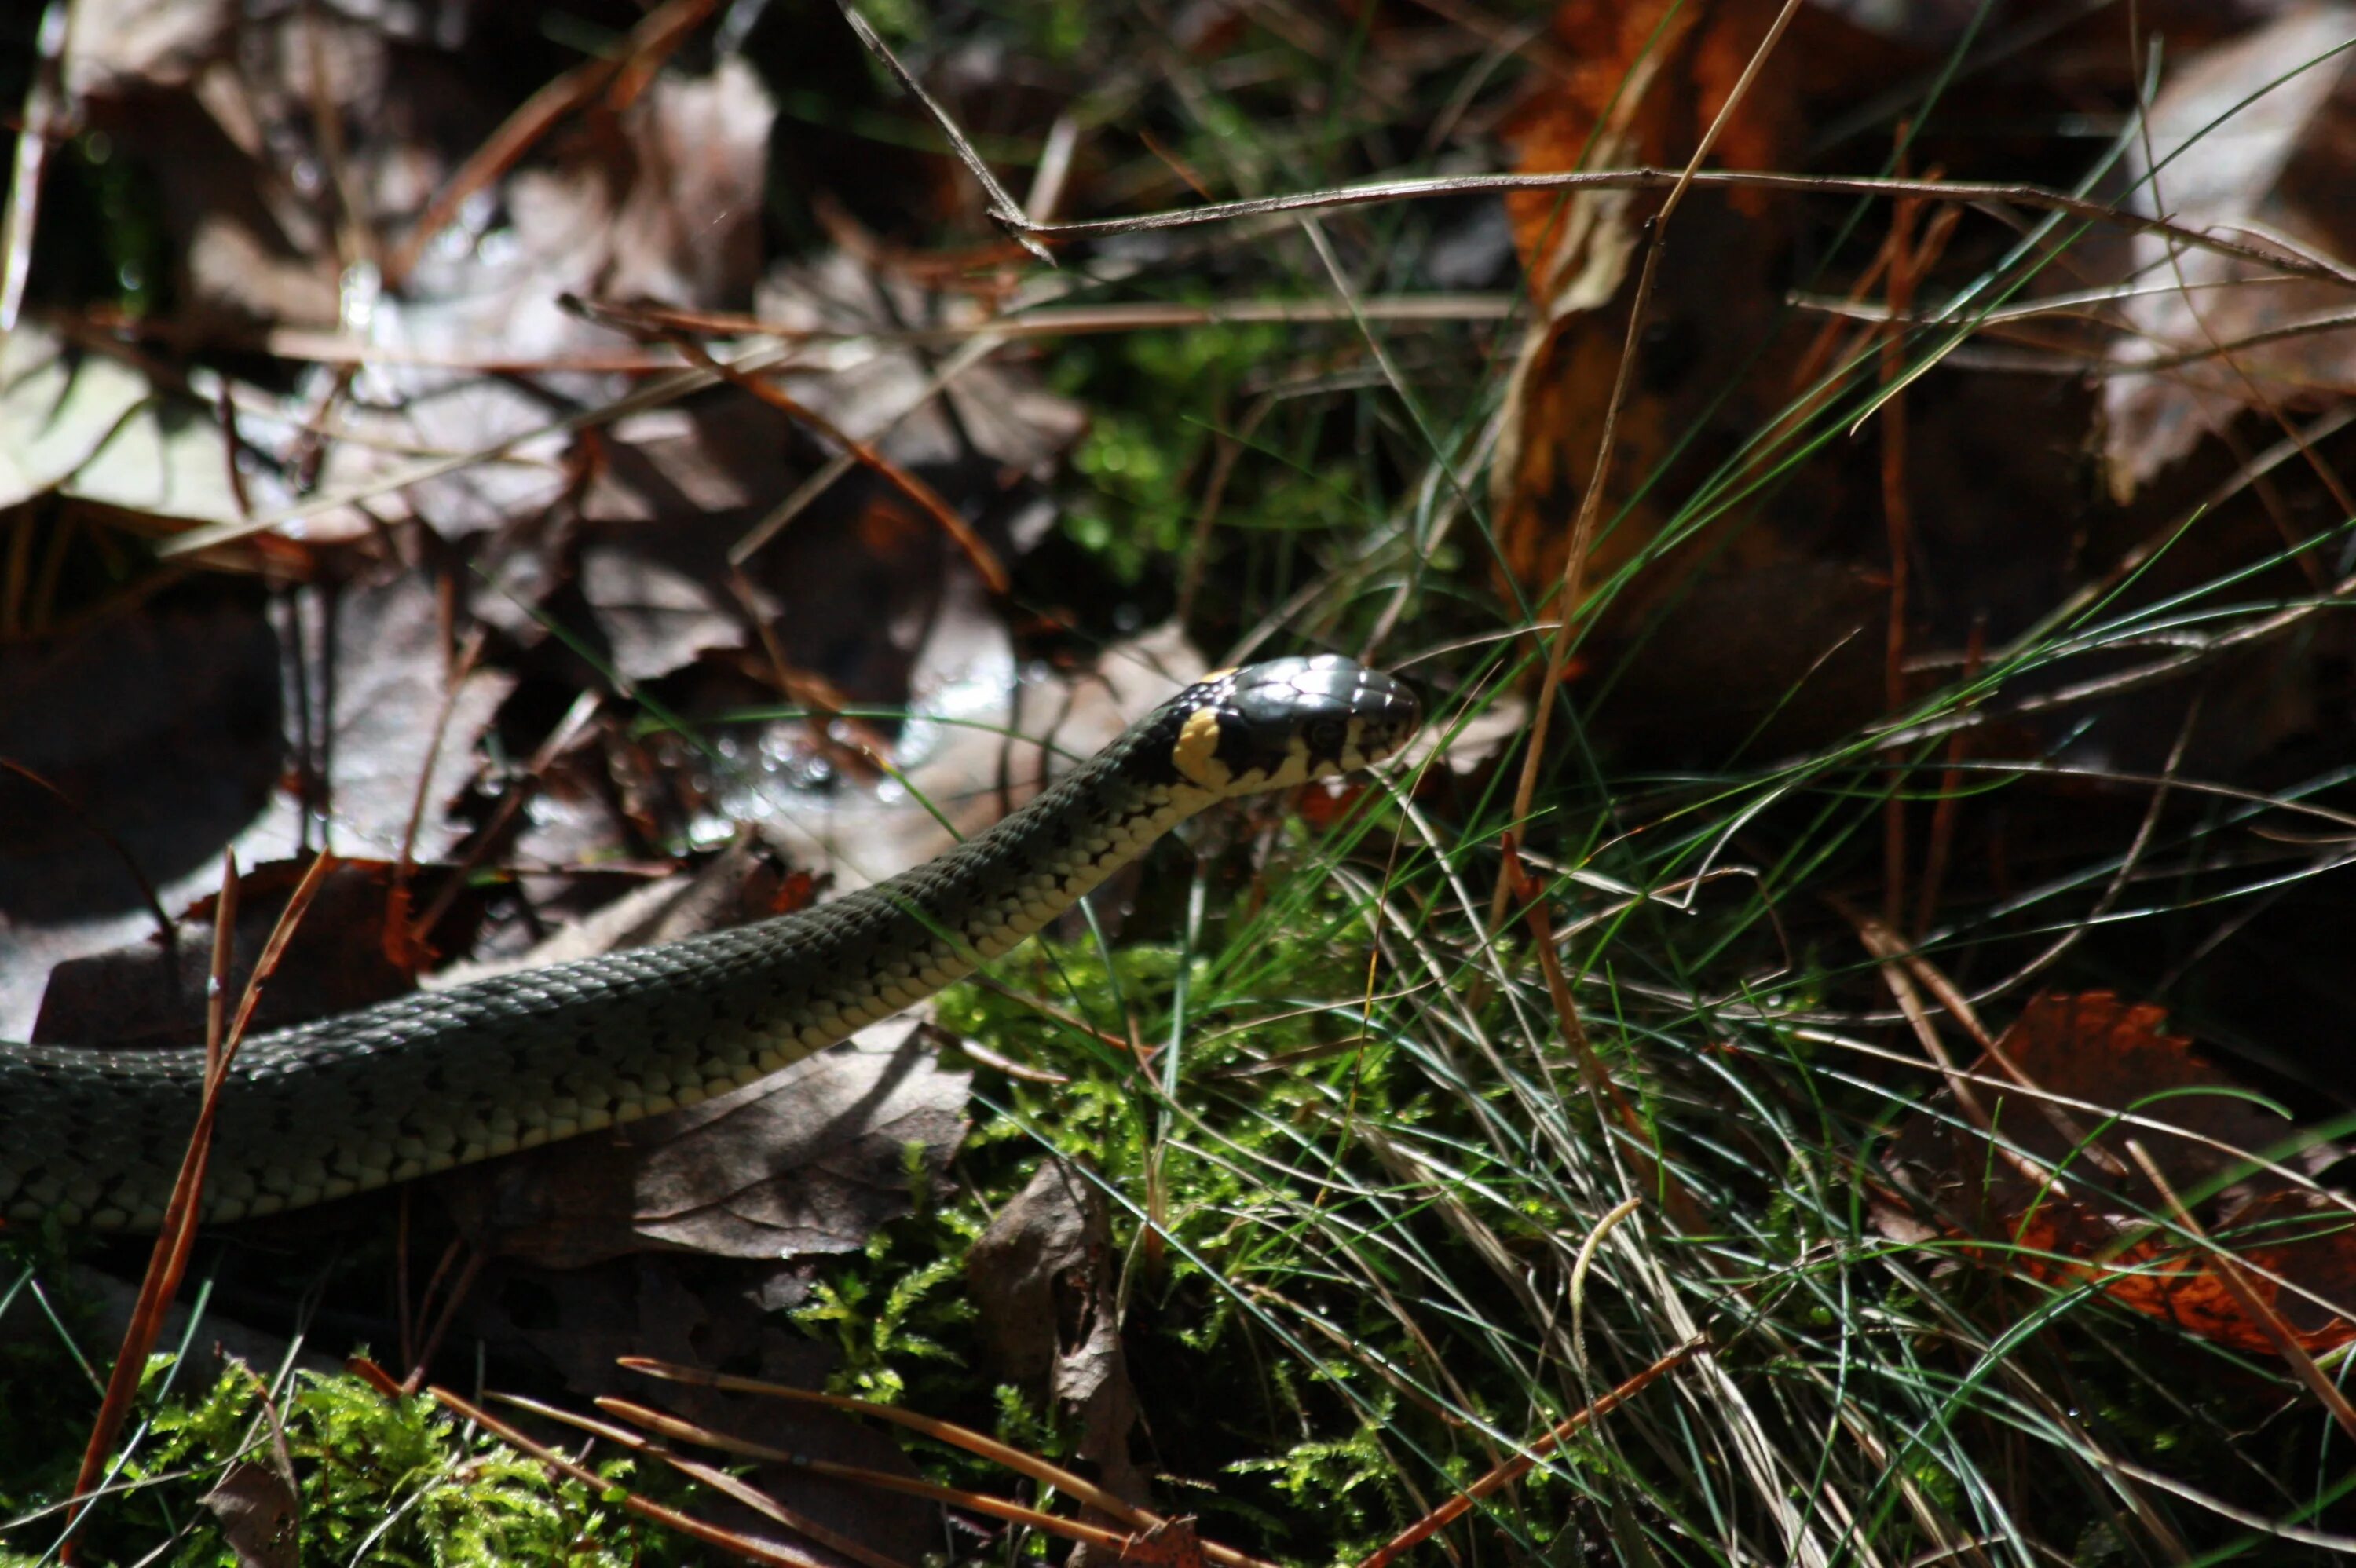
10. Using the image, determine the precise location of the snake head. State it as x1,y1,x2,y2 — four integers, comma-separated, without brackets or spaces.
1160,656,1421,796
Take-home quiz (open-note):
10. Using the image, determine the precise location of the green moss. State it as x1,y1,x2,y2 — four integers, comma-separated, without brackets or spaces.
0,1358,690,1568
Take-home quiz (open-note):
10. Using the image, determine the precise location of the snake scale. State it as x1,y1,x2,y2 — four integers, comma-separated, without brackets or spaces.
0,657,1418,1231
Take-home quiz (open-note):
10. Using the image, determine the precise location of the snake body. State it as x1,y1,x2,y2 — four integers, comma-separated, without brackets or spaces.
0,658,1417,1230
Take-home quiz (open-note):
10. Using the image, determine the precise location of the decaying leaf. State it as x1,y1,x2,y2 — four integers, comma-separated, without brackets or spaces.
968,1160,1151,1513
1491,0,1821,585
2104,6,2356,499
295,570,514,861
201,1460,299,1568
1881,991,2356,1354
1488,0,1891,761
0,326,374,528
0,327,165,512
0,599,298,1036
31,857,440,1047
442,1017,969,1269
437,831,810,985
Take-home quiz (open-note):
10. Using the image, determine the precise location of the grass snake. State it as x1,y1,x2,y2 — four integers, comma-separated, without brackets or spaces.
0,656,1418,1230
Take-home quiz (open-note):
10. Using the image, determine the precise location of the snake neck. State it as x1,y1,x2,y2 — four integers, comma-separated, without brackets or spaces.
778,733,1223,1030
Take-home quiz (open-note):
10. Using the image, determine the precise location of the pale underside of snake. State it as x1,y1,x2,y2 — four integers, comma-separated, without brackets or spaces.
0,656,1419,1231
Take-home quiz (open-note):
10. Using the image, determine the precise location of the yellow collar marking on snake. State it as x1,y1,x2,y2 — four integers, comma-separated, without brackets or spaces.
1173,704,1231,790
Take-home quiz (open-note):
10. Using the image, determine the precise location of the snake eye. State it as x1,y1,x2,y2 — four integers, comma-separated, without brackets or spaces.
1306,717,1347,755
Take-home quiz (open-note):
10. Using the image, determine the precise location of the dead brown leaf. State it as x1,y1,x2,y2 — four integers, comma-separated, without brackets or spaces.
298,570,514,861
29,856,446,1048
441,1018,968,1269
0,598,296,1034
968,1160,1151,1515
2104,6,2356,499
200,1461,299,1568
1488,0,1894,759
1881,991,2356,1354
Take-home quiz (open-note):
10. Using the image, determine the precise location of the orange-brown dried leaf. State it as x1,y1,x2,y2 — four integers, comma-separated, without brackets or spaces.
1498,0,1797,280
1981,991,2290,1186
1118,1517,1207,1568
1490,0,1882,733
2007,1198,2356,1357
1882,991,2356,1357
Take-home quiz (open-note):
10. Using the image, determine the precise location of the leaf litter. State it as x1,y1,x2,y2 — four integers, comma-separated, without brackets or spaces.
0,5,1223,1557
16,0,2356,1562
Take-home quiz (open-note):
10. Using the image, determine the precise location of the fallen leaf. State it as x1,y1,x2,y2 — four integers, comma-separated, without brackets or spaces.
2007,1189,2356,1356
0,323,363,528
62,0,233,97
0,327,159,511
306,55,780,540
1392,692,1529,779
442,1017,969,1269
968,1160,1152,1514
1881,991,2356,1354
435,831,807,985
296,570,514,861
679,614,1203,897
0,599,299,1036
201,1461,299,1568
30,857,444,1048
1489,0,1889,761
2103,6,2356,499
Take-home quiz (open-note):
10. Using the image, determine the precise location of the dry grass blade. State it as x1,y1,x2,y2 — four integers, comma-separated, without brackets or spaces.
1355,1339,1705,1568
593,1395,1158,1555
61,850,339,1552
565,291,1520,347
618,1354,1152,1529
656,1450,910,1568
422,1384,830,1568
487,1392,909,1568
1007,166,2356,283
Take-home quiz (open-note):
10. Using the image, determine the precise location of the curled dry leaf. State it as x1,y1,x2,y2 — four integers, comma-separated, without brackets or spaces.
1880,991,2356,1354
967,1160,1151,1514
1490,0,1896,761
